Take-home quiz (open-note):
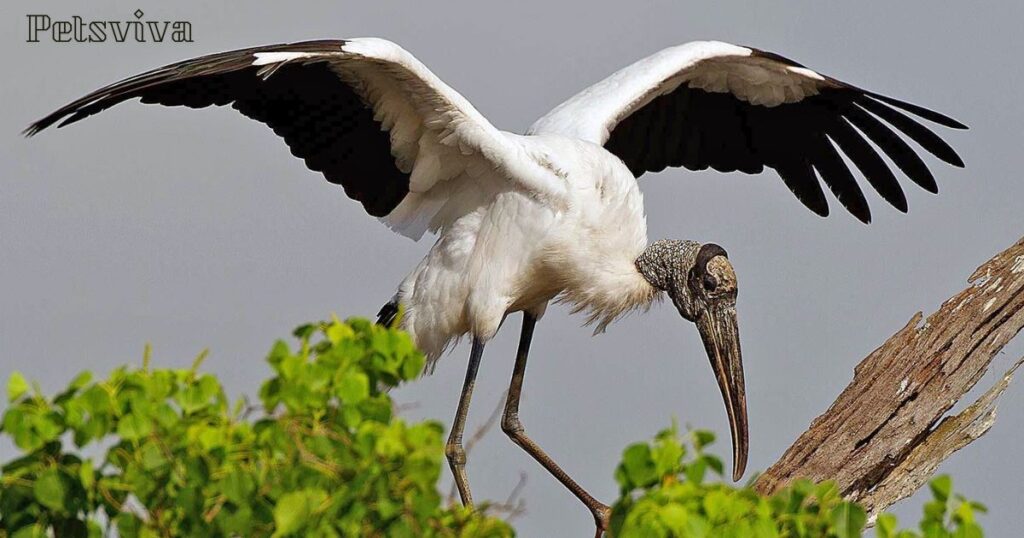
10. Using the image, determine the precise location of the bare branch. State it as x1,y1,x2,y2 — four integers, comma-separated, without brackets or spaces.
488,471,528,521
858,355,1024,519
755,236,1024,514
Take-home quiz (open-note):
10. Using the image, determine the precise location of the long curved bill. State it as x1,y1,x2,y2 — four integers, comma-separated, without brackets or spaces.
696,303,748,481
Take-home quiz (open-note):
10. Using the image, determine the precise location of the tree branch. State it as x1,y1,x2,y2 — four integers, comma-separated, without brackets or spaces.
754,235,1024,516
857,355,1023,518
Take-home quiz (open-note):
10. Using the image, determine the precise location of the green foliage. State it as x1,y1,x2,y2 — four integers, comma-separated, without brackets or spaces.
0,317,511,538
609,424,987,538
0,317,990,537
870,476,986,538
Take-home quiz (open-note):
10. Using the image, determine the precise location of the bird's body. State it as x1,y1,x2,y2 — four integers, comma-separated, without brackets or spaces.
27,37,965,535
396,133,652,362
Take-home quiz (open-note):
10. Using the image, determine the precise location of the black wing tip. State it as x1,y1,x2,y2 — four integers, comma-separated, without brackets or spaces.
838,192,873,224
24,110,79,137
23,117,57,137
864,92,968,130
856,96,966,169
947,118,969,130
841,199,872,224
23,113,62,137
844,207,872,224
942,148,966,168
925,107,969,130
796,192,830,218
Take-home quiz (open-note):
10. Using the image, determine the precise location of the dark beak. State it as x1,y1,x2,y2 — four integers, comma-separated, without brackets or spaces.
695,302,748,481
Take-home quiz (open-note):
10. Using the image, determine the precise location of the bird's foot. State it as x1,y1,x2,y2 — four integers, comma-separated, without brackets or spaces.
592,503,611,537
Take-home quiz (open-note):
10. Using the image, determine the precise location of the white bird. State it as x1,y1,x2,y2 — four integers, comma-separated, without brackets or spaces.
27,37,965,534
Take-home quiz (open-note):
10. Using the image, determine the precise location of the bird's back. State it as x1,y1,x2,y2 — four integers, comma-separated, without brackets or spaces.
392,134,652,365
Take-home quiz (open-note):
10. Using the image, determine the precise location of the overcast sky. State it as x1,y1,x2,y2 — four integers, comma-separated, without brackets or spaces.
3,0,1023,535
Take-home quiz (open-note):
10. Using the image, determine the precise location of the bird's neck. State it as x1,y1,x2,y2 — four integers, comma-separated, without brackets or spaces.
553,247,659,333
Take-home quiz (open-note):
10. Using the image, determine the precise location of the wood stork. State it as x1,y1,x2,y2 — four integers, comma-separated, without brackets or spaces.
26,38,965,533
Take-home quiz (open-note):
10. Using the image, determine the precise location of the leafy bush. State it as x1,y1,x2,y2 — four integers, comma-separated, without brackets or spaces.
0,317,987,537
0,318,511,537
609,425,986,538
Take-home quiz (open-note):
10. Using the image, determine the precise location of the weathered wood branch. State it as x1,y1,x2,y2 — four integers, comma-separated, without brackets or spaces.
754,235,1024,517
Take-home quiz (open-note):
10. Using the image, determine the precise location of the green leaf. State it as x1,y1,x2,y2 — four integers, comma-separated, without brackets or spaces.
658,503,690,533
875,513,898,538
325,322,354,344
619,443,657,489
8,371,30,402
116,413,153,441
267,339,291,366
176,384,211,414
273,493,307,536
930,475,953,502
924,500,949,524
11,525,48,538
693,430,716,450
222,469,256,505
34,468,68,512
954,521,984,538
292,323,317,340
399,349,426,381
651,434,684,477
139,441,168,470
34,412,64,443
830,502,867,538
69,371,93,390
703,489,731,522
336,370,370,404
79,459,95,489
272,490,325,537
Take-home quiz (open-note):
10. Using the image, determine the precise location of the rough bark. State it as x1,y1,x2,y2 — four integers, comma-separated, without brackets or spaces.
753,235,1024,517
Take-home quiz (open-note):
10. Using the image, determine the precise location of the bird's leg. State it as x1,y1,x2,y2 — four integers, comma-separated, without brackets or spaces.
447,337,485,508
501,313,611,535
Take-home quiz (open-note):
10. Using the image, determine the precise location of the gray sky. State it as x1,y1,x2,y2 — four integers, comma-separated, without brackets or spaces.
3,0,1023,535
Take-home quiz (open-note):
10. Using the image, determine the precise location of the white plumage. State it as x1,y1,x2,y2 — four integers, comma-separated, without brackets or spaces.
395,133,652,361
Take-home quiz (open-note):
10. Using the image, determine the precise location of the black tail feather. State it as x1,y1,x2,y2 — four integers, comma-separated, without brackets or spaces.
376,297,399,327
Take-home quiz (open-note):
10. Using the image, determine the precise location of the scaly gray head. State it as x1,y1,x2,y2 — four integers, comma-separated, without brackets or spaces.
636,239,748,481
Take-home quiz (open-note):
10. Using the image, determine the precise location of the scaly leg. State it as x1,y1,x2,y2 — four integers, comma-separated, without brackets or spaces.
501,313,611,536
446,337,485,507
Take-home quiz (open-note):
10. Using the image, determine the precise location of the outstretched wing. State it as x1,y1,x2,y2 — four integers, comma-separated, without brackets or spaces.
27,38,538,239
529,41,966,223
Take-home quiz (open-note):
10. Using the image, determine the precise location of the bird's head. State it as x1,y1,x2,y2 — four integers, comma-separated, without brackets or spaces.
636,240,748,481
